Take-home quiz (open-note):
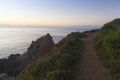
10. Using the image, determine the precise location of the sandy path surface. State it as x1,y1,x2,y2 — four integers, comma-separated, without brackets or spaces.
74,32,109,80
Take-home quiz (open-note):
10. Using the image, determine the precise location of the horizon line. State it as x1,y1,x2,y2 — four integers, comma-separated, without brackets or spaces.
0,24,102,28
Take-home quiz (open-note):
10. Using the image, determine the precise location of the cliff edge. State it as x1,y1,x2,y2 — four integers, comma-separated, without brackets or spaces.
0,33,55,79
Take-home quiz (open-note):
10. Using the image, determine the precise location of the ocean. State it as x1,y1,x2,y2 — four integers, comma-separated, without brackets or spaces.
0,26,99,58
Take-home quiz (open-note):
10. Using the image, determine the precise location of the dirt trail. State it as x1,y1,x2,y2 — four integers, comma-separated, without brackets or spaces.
74,32,109,80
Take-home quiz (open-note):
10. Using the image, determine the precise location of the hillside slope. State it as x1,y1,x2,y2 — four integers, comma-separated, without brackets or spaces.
17,32,85,80
95,19,120,79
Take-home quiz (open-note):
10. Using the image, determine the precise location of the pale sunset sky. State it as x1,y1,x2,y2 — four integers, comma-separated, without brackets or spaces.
0,0,120,26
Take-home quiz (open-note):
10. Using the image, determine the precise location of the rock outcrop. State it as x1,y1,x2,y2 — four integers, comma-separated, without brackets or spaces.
0,73,15,80
0,54,21,76
20,33,55,65
5,54,21,76
0,33,55,78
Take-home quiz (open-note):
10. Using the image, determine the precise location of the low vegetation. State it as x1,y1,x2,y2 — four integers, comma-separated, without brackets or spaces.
17,32,85,80
95,19,120,79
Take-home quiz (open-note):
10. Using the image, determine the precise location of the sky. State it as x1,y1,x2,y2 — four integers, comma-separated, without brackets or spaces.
0,0,120,27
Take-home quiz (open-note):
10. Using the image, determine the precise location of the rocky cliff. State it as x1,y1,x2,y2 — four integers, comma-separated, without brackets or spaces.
20,33,54,66
0,33,55,79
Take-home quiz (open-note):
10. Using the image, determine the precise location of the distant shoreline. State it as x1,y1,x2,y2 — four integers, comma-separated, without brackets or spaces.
0,27,99,58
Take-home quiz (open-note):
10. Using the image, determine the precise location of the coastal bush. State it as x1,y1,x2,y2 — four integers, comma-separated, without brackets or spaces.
17,32,84,80
95,19,120,79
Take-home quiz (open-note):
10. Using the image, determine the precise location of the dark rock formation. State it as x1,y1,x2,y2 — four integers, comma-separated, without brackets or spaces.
0,54,21,76
0,33,55,78
28,33,54,59
5,54,21,76
20,33,55,66
23,34,54,59
0,59,7,73
0,73,15,80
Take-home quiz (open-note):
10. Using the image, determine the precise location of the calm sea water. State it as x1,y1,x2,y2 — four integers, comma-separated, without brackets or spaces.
0,26,99,58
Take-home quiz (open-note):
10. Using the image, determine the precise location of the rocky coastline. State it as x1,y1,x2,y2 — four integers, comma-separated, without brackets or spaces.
0,33,55,80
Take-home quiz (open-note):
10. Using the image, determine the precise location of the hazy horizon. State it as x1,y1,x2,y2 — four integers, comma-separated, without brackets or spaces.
0,0,120,27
